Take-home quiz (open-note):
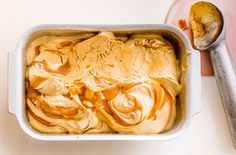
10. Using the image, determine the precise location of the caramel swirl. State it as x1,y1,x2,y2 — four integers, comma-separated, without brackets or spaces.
37,59,71,75
97,83,175,133
105,83,153,126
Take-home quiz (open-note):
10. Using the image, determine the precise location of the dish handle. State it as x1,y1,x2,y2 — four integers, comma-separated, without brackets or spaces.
8,50,19,116
189,50,201,116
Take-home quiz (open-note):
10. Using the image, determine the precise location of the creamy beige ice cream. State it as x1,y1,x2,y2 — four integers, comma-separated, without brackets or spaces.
25,32,181,134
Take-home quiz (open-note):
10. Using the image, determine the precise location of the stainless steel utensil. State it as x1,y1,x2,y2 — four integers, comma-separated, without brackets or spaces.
191,1,236,148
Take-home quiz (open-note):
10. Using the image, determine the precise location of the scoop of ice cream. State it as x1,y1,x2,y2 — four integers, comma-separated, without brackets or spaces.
190,1,223,49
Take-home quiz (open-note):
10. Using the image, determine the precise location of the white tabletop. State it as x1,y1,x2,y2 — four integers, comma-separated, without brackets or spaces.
0,0,235,154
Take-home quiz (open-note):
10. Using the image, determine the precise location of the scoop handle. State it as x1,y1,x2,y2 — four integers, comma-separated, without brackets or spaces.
210,40,236,148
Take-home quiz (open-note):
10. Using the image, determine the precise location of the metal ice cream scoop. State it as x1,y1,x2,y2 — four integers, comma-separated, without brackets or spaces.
190,1,236,148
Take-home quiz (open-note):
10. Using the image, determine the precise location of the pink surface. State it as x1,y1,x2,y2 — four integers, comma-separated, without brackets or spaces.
165,0,236,76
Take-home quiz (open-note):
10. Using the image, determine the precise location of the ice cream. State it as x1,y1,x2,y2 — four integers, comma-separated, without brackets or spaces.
25,32,181,134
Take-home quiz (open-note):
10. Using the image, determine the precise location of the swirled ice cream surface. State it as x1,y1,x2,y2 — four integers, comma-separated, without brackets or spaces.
25,32,182,134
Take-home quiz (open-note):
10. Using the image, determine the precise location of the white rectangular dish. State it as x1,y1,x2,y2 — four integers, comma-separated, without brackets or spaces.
8,24,201,141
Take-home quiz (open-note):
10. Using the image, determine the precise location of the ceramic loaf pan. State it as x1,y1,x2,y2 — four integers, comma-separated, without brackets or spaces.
8,24,201,141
